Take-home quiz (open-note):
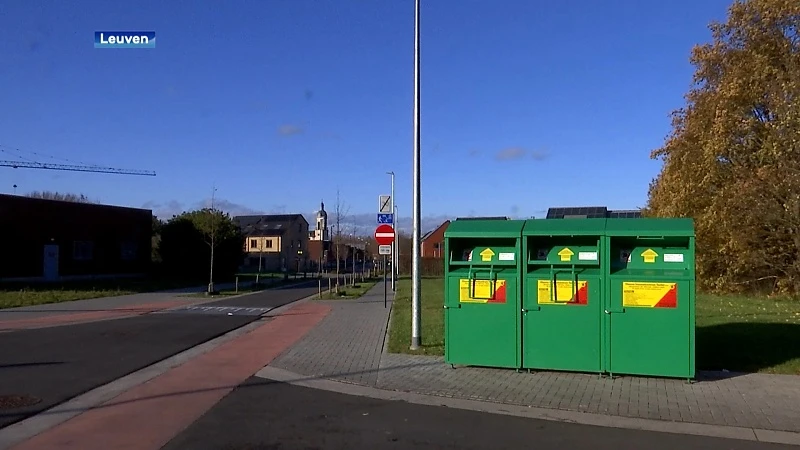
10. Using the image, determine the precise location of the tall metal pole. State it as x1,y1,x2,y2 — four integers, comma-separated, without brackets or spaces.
389,171,396,292
395,204,399,282
208,185,217,294
410,0,422,350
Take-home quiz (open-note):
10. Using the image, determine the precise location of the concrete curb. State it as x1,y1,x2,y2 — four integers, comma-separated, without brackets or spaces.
254,366,800,446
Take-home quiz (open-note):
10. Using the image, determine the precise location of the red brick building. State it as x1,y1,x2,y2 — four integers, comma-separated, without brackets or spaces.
0,194,152,281
420,220,450,258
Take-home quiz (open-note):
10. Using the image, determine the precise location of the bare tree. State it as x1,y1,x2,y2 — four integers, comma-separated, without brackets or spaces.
333,189,350,293
27,191,93,203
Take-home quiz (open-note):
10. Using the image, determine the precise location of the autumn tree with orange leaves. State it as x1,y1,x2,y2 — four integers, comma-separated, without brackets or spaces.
646,0,800,293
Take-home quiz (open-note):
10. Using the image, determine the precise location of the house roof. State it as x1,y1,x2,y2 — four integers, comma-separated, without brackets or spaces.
421,220,451,242
234,213,308,237
545,207,642,219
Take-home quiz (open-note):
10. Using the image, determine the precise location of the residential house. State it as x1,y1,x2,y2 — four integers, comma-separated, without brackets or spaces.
0,194,152,281
234,214,310,273
420,220,450,259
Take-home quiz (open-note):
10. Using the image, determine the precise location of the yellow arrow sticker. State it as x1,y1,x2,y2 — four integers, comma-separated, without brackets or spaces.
557,247,574,262
479,248,495,262
641,248,658,263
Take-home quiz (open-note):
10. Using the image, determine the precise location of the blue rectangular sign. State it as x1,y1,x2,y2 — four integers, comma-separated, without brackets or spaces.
377,213,394,224
95,31,156,48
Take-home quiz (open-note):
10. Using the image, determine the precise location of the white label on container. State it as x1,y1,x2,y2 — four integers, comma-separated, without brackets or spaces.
664,253,684,263
498,252,515,261
578,251,598,261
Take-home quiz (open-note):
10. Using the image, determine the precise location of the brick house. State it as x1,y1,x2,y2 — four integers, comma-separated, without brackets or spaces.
420,220,450,258
234,214,310,273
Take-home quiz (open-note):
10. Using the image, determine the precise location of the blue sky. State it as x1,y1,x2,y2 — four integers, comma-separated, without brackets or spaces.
0,0,732,234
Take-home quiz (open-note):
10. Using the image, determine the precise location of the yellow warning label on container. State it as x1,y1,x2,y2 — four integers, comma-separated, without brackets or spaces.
537,280,588,305
622,282,677,308
459,279,507,303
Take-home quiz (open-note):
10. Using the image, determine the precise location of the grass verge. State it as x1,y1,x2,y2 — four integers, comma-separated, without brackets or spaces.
0,277,212,310
317,279,379,300
388,278,444,355
387,278,800,374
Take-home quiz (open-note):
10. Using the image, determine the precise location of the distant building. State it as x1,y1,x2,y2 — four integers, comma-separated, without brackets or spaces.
0,194,152,281
545,206,643,219
309,201,330,241
234,213,310,272
306,201,334,270
420,220,451,259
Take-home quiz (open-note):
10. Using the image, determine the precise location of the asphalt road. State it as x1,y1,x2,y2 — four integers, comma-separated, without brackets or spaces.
163,377,793,450
202,280,320,309
0,314,256,429
0,280,319,430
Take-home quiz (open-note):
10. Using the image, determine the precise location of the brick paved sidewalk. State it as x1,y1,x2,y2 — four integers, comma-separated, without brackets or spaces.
268,281,800,434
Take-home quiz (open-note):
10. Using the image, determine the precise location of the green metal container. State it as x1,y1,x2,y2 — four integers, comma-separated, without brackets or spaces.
604,218,696,379
443,218,525,369
521,218,607,373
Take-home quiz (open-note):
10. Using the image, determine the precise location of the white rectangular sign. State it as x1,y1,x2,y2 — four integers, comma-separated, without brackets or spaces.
578,251,598,261
498,252,515,261
379,195,392,213
664,253,684,263
379,244,392,255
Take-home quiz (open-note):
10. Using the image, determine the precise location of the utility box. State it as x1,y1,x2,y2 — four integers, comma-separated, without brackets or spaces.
521,218,606,373
604,218,696,379
443,218,525,369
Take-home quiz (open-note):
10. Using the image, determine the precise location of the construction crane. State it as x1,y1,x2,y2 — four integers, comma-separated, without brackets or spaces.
0,145,156,176
0,160,156,176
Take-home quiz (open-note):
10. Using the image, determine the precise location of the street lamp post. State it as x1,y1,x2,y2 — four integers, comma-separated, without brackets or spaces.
387,171,396,291
410,0,422,350
208,185,217,295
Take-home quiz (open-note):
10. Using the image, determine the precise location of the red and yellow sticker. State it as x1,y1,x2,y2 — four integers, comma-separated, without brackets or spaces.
459,279,507,303
537,280,588,305
622,282,677,308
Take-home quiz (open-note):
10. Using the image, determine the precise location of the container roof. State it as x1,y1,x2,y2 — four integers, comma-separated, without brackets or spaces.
444,218,525,237
523,218,607,235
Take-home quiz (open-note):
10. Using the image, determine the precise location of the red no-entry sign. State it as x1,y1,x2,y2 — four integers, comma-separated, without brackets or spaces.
374,224,395,245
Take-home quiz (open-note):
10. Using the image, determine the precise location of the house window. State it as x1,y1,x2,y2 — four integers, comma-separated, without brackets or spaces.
73,241,94,261
250,239,258,249
433,243,440,249
265,240,273,249
120,242,137,261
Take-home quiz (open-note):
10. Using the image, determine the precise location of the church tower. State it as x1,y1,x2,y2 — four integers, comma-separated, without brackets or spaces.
311,201,329,241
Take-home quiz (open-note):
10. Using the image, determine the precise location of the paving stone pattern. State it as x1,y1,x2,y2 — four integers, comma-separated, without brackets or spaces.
270,283,392,387
269,283,800,433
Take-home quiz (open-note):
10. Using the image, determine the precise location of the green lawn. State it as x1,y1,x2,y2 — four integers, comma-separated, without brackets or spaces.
388,278,800,375
0,277,210,309
317,279,380,300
